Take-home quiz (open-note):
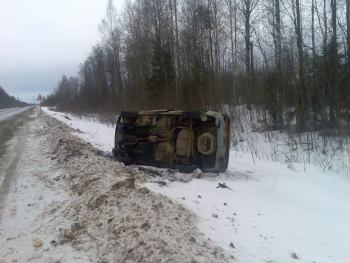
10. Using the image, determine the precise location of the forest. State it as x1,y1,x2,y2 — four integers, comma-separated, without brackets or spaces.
0,86,27,109
43,0,350,133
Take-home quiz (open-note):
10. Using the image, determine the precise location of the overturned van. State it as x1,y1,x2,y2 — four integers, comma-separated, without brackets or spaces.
112,110,230,173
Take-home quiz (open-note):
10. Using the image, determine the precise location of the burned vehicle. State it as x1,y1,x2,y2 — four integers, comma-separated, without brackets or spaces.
112,110,230,173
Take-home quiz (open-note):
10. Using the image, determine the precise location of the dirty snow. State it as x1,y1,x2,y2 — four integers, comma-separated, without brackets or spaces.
42,107,350,263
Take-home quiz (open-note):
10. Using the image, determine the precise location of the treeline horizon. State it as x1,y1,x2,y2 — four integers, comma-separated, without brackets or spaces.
0,86,28,109
43,0,350,132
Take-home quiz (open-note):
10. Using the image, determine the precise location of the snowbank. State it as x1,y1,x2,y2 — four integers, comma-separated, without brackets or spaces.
42,107,115,154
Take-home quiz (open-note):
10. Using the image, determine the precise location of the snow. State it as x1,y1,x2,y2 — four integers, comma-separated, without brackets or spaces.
0,110,95,262
42,107,350,263
148,154,350,263
42,107,115,154
0,107,30,122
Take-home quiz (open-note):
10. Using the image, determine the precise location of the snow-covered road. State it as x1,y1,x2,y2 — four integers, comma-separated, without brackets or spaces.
42,107,350,263
0,109,92,262
0,107,31,122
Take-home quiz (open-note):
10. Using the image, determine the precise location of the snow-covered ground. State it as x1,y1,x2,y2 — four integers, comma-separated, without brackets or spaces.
149,157,350,263
42,107,115,153
42,107,350,263
0,107,30,122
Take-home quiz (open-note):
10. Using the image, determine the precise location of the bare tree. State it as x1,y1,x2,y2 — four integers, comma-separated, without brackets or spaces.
239,0,260,106
274,0,283,128
44,0,349,133
240,0,260,76
329,0,338,125
99,0,124,108
294,0,306,130
311,0,316,67
347,0,350,102
275,0,282,76
226,0,239,104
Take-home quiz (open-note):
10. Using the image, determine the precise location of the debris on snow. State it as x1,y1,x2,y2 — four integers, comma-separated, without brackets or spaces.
193,168,203,178
291,252,300,260
154,180,167,186
50,240,58,247
71,222,83,233
58,228,75,243
216,182,232,190
33,238,43,248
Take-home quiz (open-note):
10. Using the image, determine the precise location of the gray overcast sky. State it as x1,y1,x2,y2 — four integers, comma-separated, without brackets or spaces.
0,0,124,103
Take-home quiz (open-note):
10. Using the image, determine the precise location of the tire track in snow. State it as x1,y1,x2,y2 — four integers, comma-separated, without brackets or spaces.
0,109,33,221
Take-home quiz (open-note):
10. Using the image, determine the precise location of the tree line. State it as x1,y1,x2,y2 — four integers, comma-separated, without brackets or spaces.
0,86,27,109
43,0,350,132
